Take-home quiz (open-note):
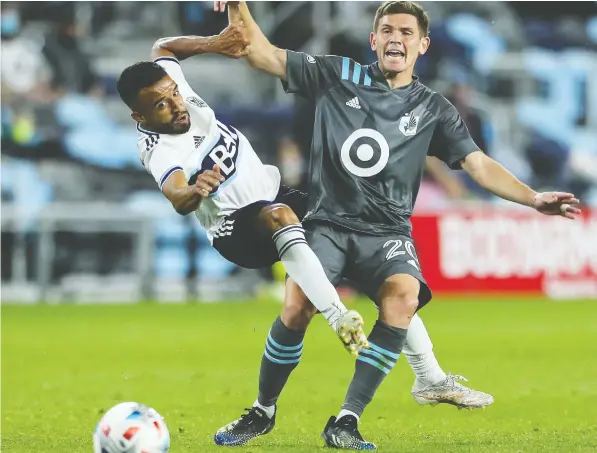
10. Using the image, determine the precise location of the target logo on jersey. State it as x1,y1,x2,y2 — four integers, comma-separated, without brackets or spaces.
193,121,240,193
340,128,390,178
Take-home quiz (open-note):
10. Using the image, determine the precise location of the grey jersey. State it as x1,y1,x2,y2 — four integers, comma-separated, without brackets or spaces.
283,51,479,236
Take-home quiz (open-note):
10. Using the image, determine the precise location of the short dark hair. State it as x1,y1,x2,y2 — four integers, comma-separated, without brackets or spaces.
117,61,168,109
373,1,430,37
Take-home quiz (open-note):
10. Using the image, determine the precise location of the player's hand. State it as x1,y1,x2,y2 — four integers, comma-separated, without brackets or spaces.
214,21,249,59
214,1,241,13
195,165,225,199
532,192,582,219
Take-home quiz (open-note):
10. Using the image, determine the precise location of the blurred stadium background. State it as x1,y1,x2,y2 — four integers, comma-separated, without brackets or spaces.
1,1,596,303
2,2,597,452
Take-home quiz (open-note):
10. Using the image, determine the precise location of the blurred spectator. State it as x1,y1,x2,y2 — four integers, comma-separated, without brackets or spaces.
525,132,570,192
1,5,65,157
1,6,55,103
42,17,103,96
277,137,305,190
446,82,488,155
177,2,225,36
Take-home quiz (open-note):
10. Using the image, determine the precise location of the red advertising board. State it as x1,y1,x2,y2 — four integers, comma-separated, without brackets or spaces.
411,207,597,299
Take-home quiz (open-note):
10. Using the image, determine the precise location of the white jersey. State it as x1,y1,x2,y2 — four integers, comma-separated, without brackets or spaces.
137,56,281,244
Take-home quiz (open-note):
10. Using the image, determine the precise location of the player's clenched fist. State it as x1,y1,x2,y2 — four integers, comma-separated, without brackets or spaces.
195,165,225,198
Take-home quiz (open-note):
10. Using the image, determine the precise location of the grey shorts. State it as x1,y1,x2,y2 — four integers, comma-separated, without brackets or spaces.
304,221,432,309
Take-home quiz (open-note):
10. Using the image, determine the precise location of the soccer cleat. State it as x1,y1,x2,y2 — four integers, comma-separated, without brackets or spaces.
411,374,494,409
335,310,369,356
321,415,376,450
213,406,275,446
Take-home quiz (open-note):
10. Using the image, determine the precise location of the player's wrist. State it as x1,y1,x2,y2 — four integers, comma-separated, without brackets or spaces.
530,191,540,209
206,34,222,54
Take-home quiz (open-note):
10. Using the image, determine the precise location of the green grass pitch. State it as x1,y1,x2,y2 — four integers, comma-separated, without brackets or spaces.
2,297,597,452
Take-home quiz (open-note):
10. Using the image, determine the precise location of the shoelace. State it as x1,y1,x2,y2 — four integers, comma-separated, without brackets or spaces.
238,408,260,425
335,416,360,435
445,374,474,392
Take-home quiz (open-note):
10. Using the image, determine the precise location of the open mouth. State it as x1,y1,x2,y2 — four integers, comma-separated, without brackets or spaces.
174,113,189,125
385,49,405,61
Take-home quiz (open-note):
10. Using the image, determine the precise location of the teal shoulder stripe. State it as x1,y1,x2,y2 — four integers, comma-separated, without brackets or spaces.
342,57,350,80
364,72,372,86
352,63,362,84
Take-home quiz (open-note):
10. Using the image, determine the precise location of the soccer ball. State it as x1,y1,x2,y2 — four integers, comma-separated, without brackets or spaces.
93,402,170,453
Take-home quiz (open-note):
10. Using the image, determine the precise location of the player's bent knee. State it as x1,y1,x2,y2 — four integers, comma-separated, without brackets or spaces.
380,295,419,314
281,303,315,331
378,274,420,301
378,274,421,324
259,204,300,233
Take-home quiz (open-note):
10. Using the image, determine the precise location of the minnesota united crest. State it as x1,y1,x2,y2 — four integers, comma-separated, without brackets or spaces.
398,112,420,137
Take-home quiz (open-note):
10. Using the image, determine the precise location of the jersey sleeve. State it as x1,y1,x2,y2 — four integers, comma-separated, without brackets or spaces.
282,51,343,100
428,98,480,169
140,136,184,190
154,56,195,98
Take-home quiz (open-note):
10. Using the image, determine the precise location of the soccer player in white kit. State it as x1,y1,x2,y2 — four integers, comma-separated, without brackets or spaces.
115,23,368,354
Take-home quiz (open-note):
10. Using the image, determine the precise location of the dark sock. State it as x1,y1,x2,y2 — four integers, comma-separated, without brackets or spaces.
257,316,305,407
341,320,407,416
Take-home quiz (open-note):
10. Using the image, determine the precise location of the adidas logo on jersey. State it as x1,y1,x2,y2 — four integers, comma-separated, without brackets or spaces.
346,97,361,109
194,136,205,148
213,219,235,238
144,134,159,152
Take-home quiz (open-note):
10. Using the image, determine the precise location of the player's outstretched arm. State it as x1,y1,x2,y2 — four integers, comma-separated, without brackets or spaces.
151,22,249,61
461,151,582,219
162,166,225,215
215,1,288,80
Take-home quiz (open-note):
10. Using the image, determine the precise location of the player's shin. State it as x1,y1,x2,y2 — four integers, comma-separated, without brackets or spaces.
341,320,407,418
257,316,305,411
403,314,447,387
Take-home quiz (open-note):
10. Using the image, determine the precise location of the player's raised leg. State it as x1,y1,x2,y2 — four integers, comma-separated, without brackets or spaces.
322,274,420,450
258,204,368,354
214,280,317,446
405,314,494,409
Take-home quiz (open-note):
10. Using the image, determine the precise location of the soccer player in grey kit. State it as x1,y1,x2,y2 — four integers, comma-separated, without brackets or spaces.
212,1,582,449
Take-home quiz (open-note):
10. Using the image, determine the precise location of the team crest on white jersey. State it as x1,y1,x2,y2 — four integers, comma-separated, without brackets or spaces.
186,96,206,108
399,112,420,137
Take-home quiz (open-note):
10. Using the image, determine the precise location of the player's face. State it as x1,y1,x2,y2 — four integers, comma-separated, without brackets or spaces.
370,14,430,76
132,76,191,134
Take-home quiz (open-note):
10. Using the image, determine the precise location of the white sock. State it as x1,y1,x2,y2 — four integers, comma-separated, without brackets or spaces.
273,224,346,328
253,400,275,419
403,314,447,387
337,409,359,422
